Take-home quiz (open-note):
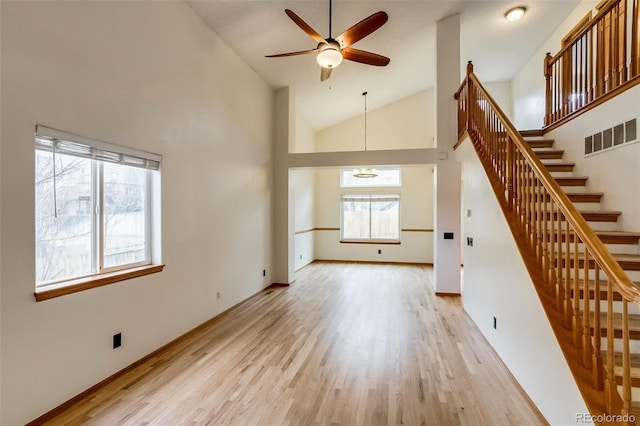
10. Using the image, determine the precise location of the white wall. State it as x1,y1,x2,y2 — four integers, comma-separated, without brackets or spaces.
484,81,513,120
511,0,599,129
456,140,591,425
0,2,273,425
546,86,640,232
293,168,315,270
314,166,434,264
0,2,3,419
316,89,436,152
292,115,317,271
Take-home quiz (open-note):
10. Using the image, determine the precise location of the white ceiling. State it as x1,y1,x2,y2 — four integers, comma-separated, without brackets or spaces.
187,1,580,131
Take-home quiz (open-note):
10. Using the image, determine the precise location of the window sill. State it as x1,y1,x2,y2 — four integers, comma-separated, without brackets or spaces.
340,240,401,245
34,264,165,302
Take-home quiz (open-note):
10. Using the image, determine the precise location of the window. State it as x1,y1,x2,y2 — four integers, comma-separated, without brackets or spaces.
341,168,401,187
341,194,400,242
34,126,161,297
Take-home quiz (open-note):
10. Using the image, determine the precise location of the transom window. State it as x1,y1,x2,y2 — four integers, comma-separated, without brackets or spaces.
34,126,161,291
341,194,400,241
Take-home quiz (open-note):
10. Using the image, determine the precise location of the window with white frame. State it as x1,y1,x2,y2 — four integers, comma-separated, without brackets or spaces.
34,126,161,290
341,194,400,241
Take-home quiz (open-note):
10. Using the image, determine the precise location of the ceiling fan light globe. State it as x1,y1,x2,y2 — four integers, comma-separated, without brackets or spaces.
317,48,343,68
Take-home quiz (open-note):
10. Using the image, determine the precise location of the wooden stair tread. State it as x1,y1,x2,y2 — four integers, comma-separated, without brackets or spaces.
540,209,621,222
547,230,640,245
566,192,604,203
589,312,640,337
544,163,575,172
555,176,588,186
532,192,603,203
614,366,640,388
558,252,640,270
579,210,621,222
573,279,640,301
519,129,545,137
604,351,640,367
535,150,564,159
594,231,640,244
528,140,555,149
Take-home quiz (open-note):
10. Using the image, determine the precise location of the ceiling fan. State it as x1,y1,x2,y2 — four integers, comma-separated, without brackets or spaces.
265,0,390,81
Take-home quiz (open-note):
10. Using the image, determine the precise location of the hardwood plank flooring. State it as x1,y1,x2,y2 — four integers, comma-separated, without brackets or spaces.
42,262,547,425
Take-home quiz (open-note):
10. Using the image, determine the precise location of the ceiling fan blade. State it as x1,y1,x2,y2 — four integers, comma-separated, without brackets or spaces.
265,49,317,58
336,11,388,48
320,67,333,81
285,9,327,45
342,47,390,66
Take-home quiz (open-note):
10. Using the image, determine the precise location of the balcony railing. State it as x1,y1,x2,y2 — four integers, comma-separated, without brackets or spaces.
545,0,640,129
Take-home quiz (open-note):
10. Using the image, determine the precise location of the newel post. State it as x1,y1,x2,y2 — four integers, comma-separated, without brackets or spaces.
544,52,553,127
466,61,474,132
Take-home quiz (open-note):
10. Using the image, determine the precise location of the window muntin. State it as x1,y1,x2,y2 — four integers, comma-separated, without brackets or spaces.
35,126,160,289
341,194,400,242
340,168,401,187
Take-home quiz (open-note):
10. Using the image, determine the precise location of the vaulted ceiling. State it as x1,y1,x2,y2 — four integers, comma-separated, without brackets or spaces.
187,1,580,130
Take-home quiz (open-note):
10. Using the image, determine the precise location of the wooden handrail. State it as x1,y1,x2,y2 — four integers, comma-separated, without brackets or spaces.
466,70,640,303
457,63,640,422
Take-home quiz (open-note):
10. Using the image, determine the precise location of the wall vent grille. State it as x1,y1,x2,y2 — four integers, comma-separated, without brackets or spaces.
585,118,637,155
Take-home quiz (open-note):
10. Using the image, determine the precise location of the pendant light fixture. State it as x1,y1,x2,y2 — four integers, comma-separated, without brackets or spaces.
353,91,378,178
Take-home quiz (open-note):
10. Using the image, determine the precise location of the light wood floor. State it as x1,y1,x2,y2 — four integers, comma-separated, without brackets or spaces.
44,262,547,425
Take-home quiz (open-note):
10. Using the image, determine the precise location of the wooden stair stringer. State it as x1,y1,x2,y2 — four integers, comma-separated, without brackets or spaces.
465,132,625,423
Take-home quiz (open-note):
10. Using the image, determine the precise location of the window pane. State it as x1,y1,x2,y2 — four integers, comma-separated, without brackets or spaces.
103,162,147,268
342,201,370,239
371,200,399,239
341,169,401,187
35,151,93,283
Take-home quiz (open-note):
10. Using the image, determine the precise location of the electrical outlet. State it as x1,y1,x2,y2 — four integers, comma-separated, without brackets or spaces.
493,316,497,329
299,254,302,260
378,249,382,254
263,269,266,277
113,333,122,349
216,292,221,300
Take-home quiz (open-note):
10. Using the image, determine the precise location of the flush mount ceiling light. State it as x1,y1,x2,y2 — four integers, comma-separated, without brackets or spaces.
353,91,378,179
505,6,527,22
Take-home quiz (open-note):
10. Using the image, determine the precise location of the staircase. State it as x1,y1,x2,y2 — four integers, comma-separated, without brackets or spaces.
455,62,640,425
524,129,640,413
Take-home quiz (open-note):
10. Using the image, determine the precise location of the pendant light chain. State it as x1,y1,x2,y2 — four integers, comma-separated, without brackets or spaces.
363,91,368,151
353,91,377,178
